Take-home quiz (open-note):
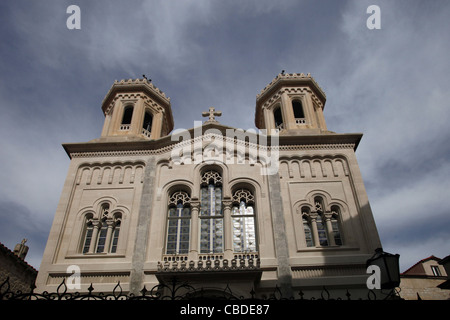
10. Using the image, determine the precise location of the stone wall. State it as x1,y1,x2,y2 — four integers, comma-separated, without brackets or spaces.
0,243,37,294
400,277,450,300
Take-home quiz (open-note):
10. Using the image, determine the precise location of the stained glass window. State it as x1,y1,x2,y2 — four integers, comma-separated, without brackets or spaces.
96,221,108,253
232,202,256,252
316,214,329,246
303,216,314,247
301,198,343,248
81,203,122,254
200,171,223,253
82,222,93,254
166,192,191,254
331,206,343,246
331,218,342,245
200,218,223,253
110,220,121,253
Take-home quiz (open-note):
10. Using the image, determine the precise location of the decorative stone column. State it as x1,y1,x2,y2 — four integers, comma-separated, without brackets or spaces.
103,220,115,253
88,221,101,253
263,107,274,131
131,97,145,136
309,212,320,247
303,93,316,129
151,112,164,139
189,200,200,261
222,199,233,260
323,212,336,246
281,91,295,130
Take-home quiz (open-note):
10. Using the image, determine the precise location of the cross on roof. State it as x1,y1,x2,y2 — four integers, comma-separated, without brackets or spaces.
202,107,222,123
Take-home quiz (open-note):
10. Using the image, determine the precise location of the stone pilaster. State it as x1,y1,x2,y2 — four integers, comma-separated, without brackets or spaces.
267,173,293,298
129,157,155,295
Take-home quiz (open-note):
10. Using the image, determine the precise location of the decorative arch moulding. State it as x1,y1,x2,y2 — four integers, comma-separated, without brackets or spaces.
75,161,146,185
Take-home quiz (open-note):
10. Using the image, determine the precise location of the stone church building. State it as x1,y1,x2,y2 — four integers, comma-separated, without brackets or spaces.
35,73,382,299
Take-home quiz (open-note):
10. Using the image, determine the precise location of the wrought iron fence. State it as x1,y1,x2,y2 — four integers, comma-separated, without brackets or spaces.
0,276,399,301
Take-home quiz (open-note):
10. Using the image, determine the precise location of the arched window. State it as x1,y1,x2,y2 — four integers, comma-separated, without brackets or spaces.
314,198,329,246
200,171,223,253
330,206,343,246
81,203,122,254
166,191,191,254
301,207,314,247
231,189,256,253
300,197,343,248
82,213,94,254
142,111,153,137
121,106,134,125
274,107,284,129
292,100,305,122
110,213,122,253
96,221,109,253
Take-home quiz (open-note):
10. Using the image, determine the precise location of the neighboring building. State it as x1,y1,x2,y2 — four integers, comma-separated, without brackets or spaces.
0,240,37,294
36,73,383,299
438,255,450,290
400,255,450,300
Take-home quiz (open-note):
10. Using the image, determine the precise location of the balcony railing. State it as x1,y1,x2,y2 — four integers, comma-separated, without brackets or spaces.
295,118,306,124
119,124,130,130
158,253,260,273
142,128,151,138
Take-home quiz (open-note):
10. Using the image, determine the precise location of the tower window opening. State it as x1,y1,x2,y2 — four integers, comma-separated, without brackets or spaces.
292,100,305,122
142,111,153,137
274,107,283,130
121,106,134,125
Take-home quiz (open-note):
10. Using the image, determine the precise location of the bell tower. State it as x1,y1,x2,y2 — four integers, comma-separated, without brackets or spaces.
255,73,328,135
98,78,174,141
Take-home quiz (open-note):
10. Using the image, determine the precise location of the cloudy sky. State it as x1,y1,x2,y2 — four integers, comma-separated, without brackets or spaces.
0,0,449,273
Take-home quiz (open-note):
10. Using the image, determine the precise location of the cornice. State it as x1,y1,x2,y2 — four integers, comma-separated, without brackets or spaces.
68,143,357,159
63,123,362,159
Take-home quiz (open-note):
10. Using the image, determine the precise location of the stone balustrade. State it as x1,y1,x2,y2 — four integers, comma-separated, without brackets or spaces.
158,254,260,273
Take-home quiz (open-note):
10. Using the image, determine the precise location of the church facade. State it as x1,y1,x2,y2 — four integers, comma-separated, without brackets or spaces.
36,73,382,299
